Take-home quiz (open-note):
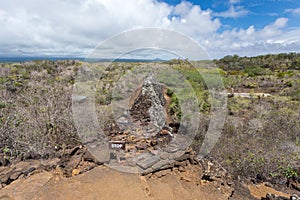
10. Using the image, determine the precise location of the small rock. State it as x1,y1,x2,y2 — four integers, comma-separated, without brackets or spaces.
265,193,289,200
23,167,36,176
72,95,87,103
0,174,10,184
228,181,254,200
227,180,234,186
178,166,185,172
72,169,81,176
10,171,22,180
265,182,274,188
174,160,188,168
168,150,184,160
136,154,160,169
41,158,60,168
136,142,148,150
158,151,169,160
0,159,10,167
164,147,178,153
87,144,109,163
117,117,128,124
154,169,171,178
14,161,31,171
67,146,82,156
83,151,97,162
151,159,173,171
64,155,82,169
292,182,300,192
126,157,137,167
142,167,154,175
291,194,300,200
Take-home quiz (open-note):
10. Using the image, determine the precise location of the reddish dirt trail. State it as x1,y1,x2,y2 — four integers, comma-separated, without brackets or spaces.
0,166,231,200
248,183,290,199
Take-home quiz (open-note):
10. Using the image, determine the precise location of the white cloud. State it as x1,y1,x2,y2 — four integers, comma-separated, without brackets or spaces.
204,17,300,58
168,2,221,38
259,17,288,38
0,0,173,56
0,0,220,57
285,7,300,15
229,0,240,4
213,5,249,18
0,0,298,59
213,0,248,18
272,17,288,28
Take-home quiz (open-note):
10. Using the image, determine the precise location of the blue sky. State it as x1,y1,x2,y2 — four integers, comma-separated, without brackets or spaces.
162,0,300,30
0,0,299,59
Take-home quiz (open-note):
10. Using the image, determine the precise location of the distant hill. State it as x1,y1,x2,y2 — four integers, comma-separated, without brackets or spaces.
0,57,166,63
214,52,300,70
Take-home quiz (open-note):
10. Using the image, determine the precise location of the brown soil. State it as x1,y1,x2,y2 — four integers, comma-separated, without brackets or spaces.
0,165,232,200
0,149,296,200
248,183,290,199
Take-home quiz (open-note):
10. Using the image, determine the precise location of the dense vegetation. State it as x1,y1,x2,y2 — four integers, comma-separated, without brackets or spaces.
0,60,81,159
215,52,300,71
167,54,300,184
0,53,299,185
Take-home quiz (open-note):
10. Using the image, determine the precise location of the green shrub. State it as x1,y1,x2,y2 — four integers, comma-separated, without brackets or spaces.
282,166,298,179
244,66,266,77
166,88,173,96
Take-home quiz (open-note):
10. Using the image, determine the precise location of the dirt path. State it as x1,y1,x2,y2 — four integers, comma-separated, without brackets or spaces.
0,166,231,200
248,183,290,199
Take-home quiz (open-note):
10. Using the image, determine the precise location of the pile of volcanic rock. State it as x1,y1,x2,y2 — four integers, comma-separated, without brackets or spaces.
104,74,204,173
0,146,100,188
129,74,166,129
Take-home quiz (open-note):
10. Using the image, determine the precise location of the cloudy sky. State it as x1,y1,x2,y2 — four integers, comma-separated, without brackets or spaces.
0,0,299,59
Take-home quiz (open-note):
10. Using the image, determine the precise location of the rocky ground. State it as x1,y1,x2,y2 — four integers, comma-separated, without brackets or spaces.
0,146,299,200
0,69,299,200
